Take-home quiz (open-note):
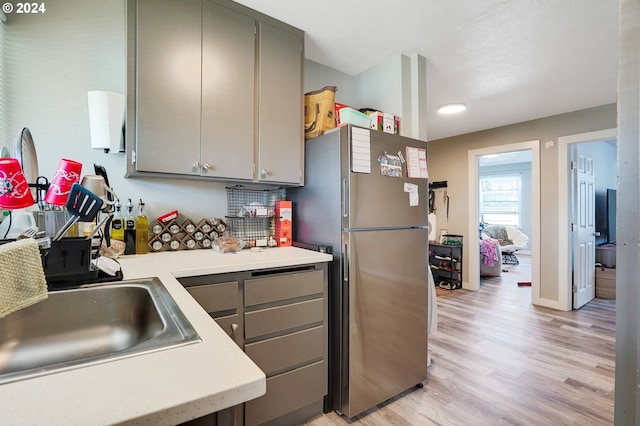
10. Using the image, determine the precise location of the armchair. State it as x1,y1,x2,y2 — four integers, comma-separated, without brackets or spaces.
481,225,529,265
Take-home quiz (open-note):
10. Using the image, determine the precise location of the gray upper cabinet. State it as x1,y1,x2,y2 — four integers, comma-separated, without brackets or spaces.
257,22,304,184
135,0,202,176
201,1,255,180
127,0,304,185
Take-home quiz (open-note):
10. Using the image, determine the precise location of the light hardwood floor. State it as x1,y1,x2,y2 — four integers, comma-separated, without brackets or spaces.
303,255,616,425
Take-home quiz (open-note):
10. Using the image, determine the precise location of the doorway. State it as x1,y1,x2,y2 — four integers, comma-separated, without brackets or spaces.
467,141,540,303
557,128,617,311
478,151,533,288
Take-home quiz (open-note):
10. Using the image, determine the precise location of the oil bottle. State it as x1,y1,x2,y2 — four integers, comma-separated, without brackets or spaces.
135,199,149,254
124,198,136,255
111,199,124,242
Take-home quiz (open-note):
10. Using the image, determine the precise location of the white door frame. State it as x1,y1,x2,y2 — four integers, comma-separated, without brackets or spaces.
467,140,540,302
557,128,617,311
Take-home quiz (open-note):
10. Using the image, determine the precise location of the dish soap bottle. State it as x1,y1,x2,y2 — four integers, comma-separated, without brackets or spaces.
124,198,136,255
111,199,124,242
136,199,149,254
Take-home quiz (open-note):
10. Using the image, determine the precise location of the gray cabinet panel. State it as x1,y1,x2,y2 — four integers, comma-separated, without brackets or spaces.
214,314,241,347
245,326,323,376
179,263,327,424
186,281,239,314
201,1,255,180
257,22,303,184
244,299,323,339
244,270,323,306
136,0,202,175
244,361,326,426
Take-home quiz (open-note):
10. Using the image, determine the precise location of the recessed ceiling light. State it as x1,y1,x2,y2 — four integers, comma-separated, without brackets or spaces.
438,103,466,114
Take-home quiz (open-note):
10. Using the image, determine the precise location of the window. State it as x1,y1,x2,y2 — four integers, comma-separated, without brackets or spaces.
480,174,521,226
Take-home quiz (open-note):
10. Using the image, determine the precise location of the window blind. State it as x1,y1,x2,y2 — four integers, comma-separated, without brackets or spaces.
0,11,6,148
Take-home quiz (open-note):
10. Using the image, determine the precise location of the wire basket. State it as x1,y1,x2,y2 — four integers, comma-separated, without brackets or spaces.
226,185,284,218
226,185,285,246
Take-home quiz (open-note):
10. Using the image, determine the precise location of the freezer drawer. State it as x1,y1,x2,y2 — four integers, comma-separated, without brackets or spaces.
244,298,323,340
245,326,324,376
244,361,326,426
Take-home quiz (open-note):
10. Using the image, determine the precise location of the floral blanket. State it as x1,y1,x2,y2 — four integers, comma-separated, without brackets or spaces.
480,238,499,267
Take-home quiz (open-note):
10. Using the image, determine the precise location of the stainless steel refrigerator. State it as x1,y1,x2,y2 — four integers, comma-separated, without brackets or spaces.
288,125,429,419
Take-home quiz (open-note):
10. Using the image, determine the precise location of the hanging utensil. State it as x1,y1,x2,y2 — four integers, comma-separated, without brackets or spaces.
86,213,113,240
53,184,104,241
443,189,450,221
94,164,115,246
34,176,49,210
428,189,436,214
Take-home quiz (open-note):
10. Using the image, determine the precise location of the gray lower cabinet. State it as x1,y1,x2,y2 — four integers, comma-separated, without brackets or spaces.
179,264,328,426
127,0,304,185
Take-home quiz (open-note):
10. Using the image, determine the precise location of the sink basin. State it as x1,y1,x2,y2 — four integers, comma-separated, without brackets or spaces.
0,277,200,384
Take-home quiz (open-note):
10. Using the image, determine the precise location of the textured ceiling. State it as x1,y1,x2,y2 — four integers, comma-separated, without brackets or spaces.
234,0,619,140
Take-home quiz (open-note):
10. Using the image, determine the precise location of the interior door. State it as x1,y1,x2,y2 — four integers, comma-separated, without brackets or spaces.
573,153,596,309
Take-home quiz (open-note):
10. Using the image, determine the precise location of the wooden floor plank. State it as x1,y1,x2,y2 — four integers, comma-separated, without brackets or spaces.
303,255,615,426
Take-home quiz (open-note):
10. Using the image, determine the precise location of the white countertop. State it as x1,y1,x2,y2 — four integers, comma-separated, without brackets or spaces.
0,246,332,425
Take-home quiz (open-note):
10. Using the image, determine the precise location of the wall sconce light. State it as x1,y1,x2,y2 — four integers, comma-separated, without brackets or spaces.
87,91,125,154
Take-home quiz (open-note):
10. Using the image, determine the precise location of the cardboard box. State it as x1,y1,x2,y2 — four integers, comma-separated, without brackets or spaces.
274,201,292,247
334,102,350,126
369,111,399,134
370,111,383,131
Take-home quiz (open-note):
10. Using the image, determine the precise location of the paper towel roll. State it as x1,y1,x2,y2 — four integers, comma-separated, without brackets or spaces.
428,213,437,242
87,91,125,153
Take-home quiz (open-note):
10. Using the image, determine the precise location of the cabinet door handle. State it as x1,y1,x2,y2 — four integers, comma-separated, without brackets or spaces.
260,169,268,178
193,161,201,169
202,162,211,170
231,323,238,333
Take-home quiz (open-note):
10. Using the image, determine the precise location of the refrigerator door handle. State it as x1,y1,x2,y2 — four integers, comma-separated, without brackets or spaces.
342,243,349,281
342,178,348,218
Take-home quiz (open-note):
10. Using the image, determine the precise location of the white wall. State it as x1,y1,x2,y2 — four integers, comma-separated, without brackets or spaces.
4,2,420,224
615,0,638,420
304,60,359,106
3,0,230,221
305,54,428,140
428,104,617,303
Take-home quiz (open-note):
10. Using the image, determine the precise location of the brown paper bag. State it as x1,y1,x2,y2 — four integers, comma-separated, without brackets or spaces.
304,86,337,140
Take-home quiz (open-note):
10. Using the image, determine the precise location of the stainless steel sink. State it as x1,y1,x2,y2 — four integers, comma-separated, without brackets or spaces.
0,277,200,384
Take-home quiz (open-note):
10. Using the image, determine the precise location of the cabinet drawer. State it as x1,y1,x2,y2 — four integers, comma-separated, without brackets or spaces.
214,313,240,340
186,281,238,314
244,269,323,306
244,361,326,426
245,326,324,376
245,299,323,339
